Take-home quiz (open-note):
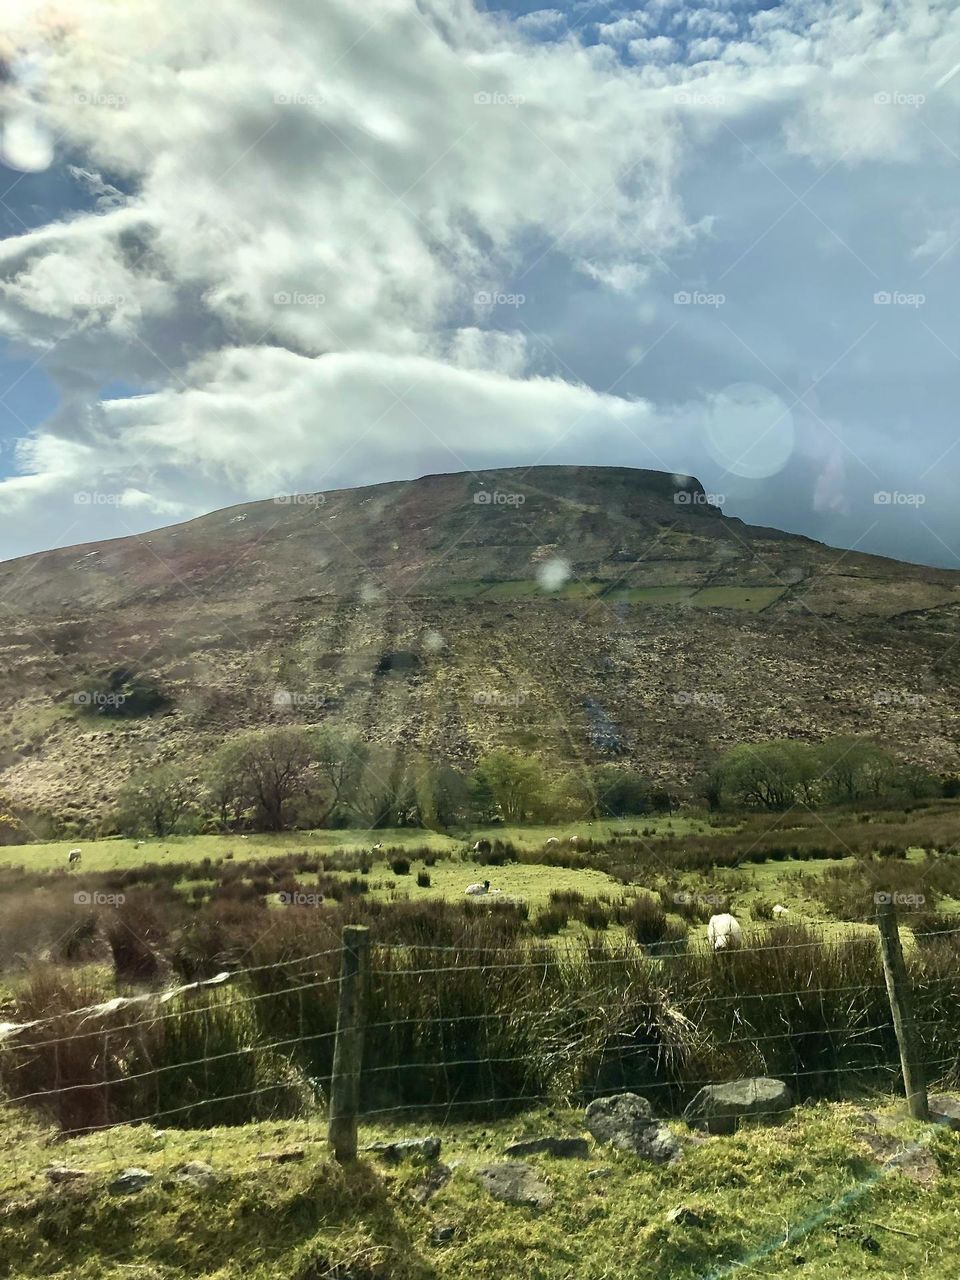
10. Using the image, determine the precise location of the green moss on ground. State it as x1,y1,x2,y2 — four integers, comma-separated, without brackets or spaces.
0,1100,957,1279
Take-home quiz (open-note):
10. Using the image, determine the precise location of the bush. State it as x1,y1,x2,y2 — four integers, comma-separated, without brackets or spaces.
390,857,411,876
416,871,431,888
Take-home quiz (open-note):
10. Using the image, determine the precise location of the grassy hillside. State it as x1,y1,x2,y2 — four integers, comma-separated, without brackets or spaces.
1,465,959,822
0,1099,957,1279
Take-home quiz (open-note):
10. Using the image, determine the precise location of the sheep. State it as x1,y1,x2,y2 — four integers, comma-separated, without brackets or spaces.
465,879,491,896
372,842,383,852
707,912,742,952
568,835,581,847
544,837,560,849
772,904,789,917
67,848,82,866
472,839,492,856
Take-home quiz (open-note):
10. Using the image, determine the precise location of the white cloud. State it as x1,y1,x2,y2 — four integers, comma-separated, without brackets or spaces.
0,0,959,570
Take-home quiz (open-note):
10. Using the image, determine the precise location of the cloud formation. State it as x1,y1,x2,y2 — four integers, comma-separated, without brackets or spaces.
0,0,958,567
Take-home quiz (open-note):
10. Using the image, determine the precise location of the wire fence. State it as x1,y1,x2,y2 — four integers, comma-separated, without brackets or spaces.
0,912,958,1158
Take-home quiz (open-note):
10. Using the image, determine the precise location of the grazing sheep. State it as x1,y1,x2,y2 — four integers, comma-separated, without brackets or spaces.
568,836,581,847
372,842,383,852
465,879,491,896
707,912,742,951
67,848,82,866
472,839,492,856
772,904,789,917
544,837,560,848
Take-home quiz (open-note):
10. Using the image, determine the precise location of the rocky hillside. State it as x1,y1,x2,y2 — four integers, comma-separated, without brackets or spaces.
1,465,959,821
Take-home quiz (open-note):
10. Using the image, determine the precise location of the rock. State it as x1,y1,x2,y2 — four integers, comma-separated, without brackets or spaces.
44,1165,87,1185
108,1167,154,1195
172,1161,219,1188
504,1137,589,1159
588,1167,612,1180
666,1205,708,1229
682,1078,792,1135
930,1095,960,1131
365,1136,441,1163
431,1225,456,1245
584,1094,681,1163
475,1162,553,1208
409,1162,452,1205
255,1147,304,1164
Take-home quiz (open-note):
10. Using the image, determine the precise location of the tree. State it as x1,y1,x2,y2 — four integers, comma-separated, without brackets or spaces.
816,738,897,805
472,751,546,823
210,727,314,831
715,742,805,811
117,765,193,836
311,726,369,825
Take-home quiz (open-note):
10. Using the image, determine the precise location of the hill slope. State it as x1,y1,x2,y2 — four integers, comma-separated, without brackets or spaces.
1,465,959,821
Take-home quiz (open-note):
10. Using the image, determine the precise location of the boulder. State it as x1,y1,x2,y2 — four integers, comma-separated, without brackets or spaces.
365,1136,441,1163
255,1147,304,1164
666,1205,708,1229
504,1136,589,1159
930,1095,960,1131
108,1167,154,1195
584,1093,681,1164
173,1161,219,1188
44,1165,87,1185
683,1078,792,1135
475,1162,553,1207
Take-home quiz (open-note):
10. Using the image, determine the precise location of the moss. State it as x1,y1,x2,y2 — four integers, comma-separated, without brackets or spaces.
0,1101,957,1279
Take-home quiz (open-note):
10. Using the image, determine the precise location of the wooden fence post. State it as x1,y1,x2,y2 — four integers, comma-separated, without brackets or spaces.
876,895,929,1121
328,924,370,1162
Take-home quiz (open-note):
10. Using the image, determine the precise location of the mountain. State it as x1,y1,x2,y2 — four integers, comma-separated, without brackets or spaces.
2,464,959,823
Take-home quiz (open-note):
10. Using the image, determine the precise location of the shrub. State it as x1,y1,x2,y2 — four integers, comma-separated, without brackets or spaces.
416,871,431,888
390,857,411,876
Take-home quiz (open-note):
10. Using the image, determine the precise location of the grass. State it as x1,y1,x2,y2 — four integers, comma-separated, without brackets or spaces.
689,586,786,611
0,817,713,874
0,1098,957,1279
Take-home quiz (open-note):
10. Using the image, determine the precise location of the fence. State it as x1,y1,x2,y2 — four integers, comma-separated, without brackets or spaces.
0,904,958,1163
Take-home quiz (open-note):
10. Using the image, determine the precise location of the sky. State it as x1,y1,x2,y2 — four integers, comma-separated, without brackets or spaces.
0,0,959,567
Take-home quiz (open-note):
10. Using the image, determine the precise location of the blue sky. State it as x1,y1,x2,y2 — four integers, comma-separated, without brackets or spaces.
1,0,959,567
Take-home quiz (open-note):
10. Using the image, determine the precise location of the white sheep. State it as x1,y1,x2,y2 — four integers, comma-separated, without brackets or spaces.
772,904,789,917
67,848,82,866
465,879,491,896
707,912,742,951
544,837,560,848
